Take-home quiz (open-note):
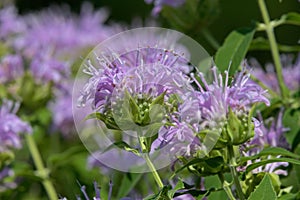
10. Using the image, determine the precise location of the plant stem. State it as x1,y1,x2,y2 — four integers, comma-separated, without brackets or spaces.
202,28,220,50
144,153,164,189
25,134,57,200
138,136,164,189
227,145,245,200
218,173,236,200
258,0,289,100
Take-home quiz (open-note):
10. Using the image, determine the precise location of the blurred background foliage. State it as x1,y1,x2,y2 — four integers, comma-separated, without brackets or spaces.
15,0,300,62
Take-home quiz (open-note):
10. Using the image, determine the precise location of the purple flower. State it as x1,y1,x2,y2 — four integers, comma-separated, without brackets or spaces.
0,167,17,192
0,100,32,150
194,66,270,128
0,54,24,83
240,110,290,175
50,90,74,136
250,54,300,93
30,49,70,85
0,6,25,40
19,3,112,59
78,44,193,114
155,66,270,156
249,110,290,150
145,0,186,15
174,194,195,200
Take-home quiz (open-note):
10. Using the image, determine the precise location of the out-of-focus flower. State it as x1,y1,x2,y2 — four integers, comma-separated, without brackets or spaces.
250,110,290,150
30,49,70,85
0,167,17,192
145,0,186,15
0,100,32,151
240,110,290,176
0,54,24,83
19,3,112,59
50,91,74,136
0,6,25,39
250,54,300,93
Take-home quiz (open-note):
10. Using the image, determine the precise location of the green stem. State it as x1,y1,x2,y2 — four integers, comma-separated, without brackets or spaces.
138,136,164,189
227,145,245,200
258,0,289,100
25,134,57,200
202,28,220,50
218,173,236,200
144,153,164,189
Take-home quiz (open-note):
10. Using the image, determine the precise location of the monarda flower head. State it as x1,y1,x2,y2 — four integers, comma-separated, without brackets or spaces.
77,28,195,135
74,28,212,171
156,66,270,159
194,66,270,147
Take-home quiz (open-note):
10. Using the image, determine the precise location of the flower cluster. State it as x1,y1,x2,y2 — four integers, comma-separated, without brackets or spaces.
250,54,300,94
78,43,193,130
155,66,270,159
240,110,290,175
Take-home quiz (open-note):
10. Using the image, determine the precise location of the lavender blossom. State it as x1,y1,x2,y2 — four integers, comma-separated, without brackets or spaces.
145,0,186,15
0,6,25,40
0,100,32,151
155,66,270,157
20,3,112,59
240,110,290,176
50,91,74,136
30,49,70,85
194,66,270,127
0,54,24,83
78,45,193,116
250,54,300,94
249,110,290,150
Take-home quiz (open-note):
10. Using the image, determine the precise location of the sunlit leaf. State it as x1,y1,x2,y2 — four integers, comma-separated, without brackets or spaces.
215,27,255,75
248,174,277,200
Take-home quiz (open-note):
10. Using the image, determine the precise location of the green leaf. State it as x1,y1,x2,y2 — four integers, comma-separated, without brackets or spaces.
124,89,140,121
84,112,120,130
246,157,300,174
116,173,143,199
0,42,10,57
248,174,277,200
150,91,166,107
278,193,300,200
168,180,185,198
215,27,255,75
172,158,203,176
249,37,300,52
283,108,300,149
144,186,171,200
104,141,140,156
205,156,224,168
47,146,86,167
240,147,300,163
281,12,300,26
